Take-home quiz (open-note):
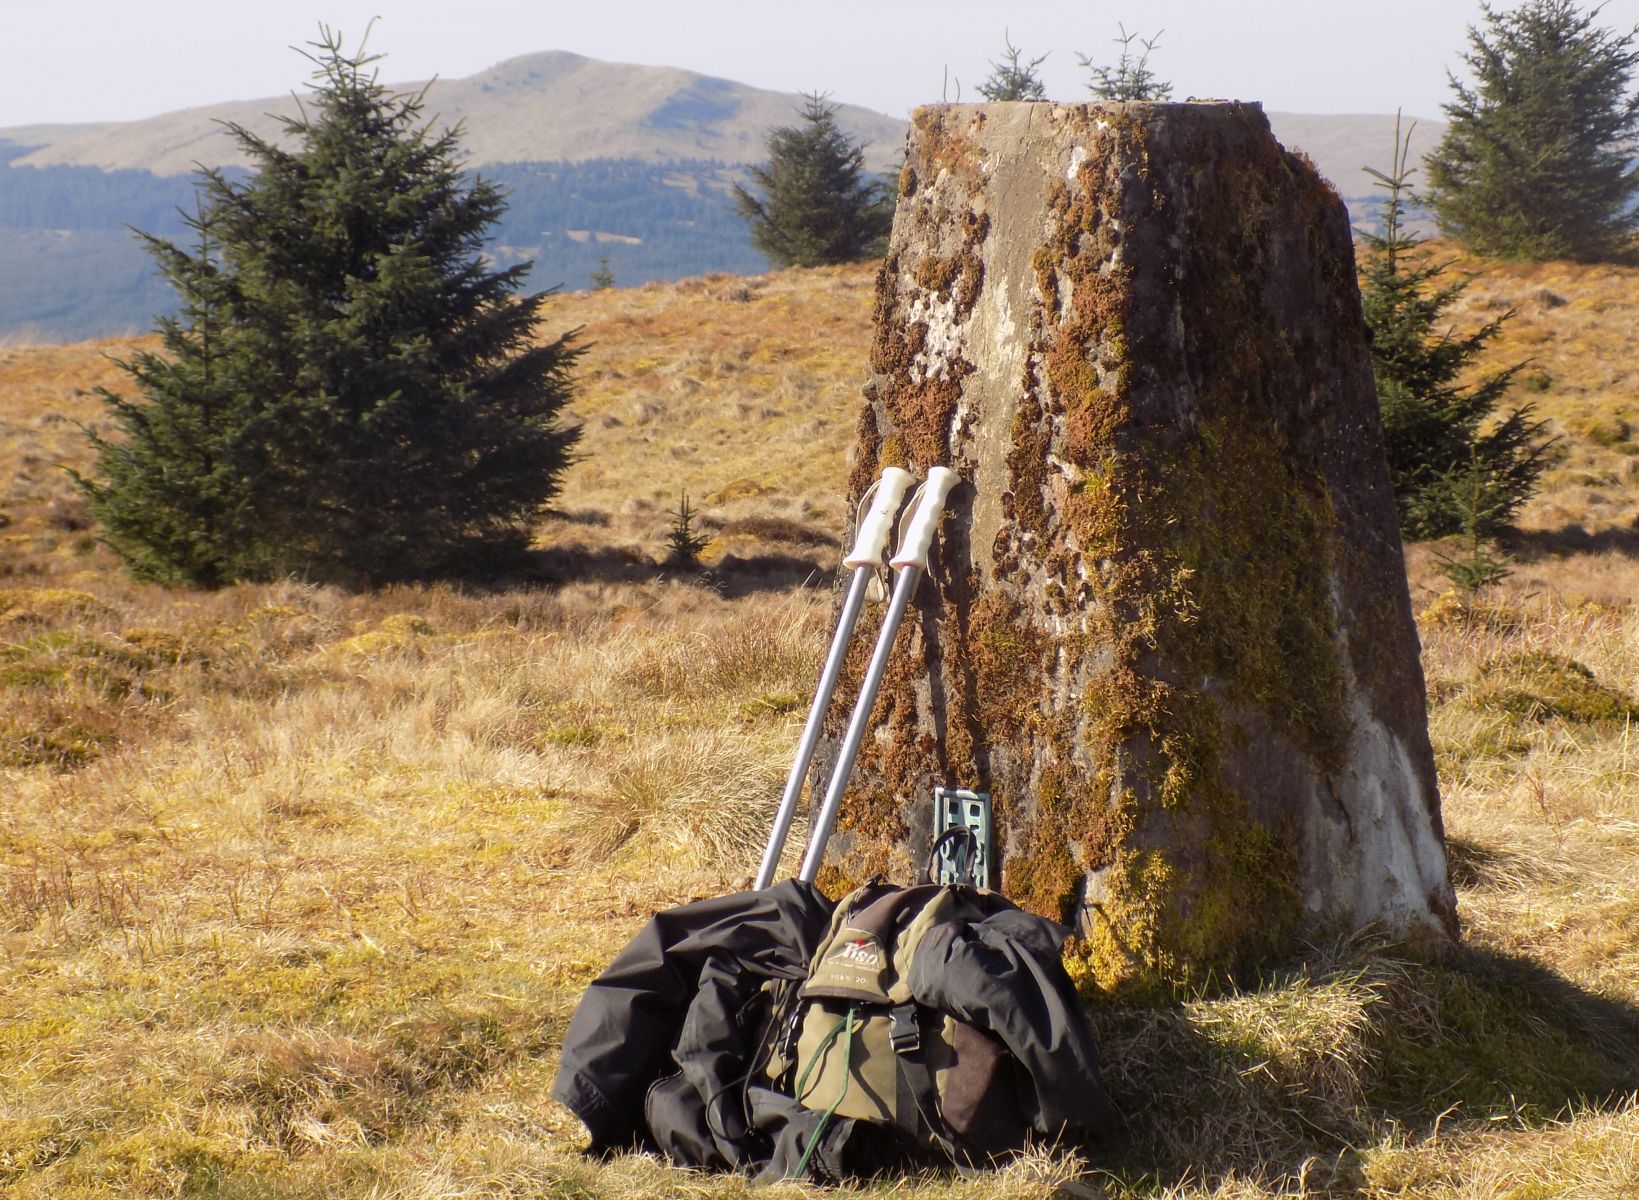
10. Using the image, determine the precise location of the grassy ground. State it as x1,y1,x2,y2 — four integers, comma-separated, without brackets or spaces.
1,254,1637,1198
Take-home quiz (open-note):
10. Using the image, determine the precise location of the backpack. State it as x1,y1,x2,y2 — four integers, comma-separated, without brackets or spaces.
551,852,1112,1181
760,869,1111,1174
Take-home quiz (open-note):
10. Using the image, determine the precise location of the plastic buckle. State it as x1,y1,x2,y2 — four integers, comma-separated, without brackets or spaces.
889,1004,920,1055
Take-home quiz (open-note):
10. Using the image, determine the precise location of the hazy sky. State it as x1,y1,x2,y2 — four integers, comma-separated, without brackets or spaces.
7,0,1639,128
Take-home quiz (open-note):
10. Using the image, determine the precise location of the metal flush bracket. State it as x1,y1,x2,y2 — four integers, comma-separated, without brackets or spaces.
933,787,992,889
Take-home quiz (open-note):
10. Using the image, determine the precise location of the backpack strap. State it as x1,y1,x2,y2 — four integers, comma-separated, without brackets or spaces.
887,1003,959,1161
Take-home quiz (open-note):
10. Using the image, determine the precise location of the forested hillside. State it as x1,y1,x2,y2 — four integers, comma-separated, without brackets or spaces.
0,146,768,340
482,158,768,285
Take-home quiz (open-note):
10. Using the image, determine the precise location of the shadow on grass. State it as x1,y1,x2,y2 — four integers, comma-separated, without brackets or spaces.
707,552,837,599
531,544,835,598
1085,940,1639,1193
1509,524,1639,560
429,542,836,599
1444,835,1560,893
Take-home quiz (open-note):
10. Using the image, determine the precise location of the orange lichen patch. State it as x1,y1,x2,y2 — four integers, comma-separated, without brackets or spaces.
1002,375,1054,544
863,110,989,474
868,292,974,471
846,398,884,502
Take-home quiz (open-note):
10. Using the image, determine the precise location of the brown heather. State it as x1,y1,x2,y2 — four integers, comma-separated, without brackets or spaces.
1,253,1637,1198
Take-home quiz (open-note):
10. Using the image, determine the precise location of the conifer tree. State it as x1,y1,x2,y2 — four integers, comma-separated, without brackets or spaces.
1427,0,1639,261
74,204,249,586
1433,453,1518,592
1081,24,1173,101
978,32,1049,101
663,492,711,568
78,25,581,585
1361,118,1552,540
733,94,894,268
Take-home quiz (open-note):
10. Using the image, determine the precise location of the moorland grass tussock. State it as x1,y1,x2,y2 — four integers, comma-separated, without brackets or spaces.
577,726,790,866
609,589,825,700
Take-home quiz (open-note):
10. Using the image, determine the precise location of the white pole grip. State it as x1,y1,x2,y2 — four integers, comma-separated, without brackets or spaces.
889,467,959,571
842,467,916,569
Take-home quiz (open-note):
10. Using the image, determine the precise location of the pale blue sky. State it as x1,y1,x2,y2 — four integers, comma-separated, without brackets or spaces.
7,0,1639,128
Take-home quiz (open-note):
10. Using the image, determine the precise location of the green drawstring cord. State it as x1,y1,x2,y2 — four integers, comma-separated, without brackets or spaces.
793,1004,859,1178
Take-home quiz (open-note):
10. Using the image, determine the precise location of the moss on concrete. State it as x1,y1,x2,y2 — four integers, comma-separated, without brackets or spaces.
995,107,1358,993
843,101,1441,995
821,108,998,896
1014,109,1355,994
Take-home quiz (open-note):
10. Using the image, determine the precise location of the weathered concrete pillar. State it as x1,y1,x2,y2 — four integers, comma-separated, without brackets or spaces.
822,102,1457,993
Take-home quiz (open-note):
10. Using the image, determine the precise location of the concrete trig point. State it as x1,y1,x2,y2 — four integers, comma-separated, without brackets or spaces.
822,101,1457,993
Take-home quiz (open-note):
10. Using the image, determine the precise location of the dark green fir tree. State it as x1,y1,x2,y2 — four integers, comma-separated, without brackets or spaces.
1427,0,1639,261
733,93,894,268
1361,117,1552,540
590,254,616,290
78,24,581,586
75,204,249,586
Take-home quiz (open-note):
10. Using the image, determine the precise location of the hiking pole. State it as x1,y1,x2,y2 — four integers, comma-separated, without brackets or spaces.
753,466,916,889
797,467,960,885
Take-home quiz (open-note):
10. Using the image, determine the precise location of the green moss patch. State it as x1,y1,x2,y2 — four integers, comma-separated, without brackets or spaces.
0,588,112,628
1467,651,1639,724
0,633,174,768
1023,110,1351,995
0,709,118,769
0,631,161,697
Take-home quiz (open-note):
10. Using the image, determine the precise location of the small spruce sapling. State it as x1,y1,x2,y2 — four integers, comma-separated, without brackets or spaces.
665,492,711,568
978,31,1049,101
1081,24,1173,101
1433,452,1517,593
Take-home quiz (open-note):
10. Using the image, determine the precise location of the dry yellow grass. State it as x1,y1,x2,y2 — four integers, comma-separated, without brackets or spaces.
1435,244,1639,539
1,256,1637,1199
535,265,877,556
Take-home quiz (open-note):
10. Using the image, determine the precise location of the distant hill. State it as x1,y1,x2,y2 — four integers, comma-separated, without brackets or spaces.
0,47,1441,203
0,51,1446,342
0,51,908,176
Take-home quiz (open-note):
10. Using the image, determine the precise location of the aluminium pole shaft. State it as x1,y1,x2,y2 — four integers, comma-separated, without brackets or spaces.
752,565,872,889
754,466,915,889
797,564,921,883
797,466,959,885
